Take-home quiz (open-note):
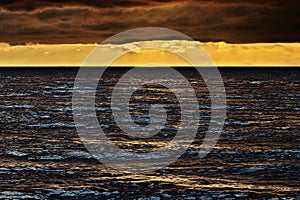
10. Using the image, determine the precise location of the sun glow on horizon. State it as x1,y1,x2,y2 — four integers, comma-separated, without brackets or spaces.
111,48,192,66
0,41,299,67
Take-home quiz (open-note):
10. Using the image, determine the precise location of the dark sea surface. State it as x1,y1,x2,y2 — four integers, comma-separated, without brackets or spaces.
0,67,299,199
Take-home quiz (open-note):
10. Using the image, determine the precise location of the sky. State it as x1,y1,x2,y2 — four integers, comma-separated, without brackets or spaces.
0,0,299,44
0,0,299,66
1,42,299,66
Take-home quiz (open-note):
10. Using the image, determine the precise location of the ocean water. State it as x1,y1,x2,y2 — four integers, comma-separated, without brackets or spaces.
0,68,299,199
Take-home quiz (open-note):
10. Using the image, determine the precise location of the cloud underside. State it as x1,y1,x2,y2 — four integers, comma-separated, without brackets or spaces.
0,41,299,66
0,0,299,44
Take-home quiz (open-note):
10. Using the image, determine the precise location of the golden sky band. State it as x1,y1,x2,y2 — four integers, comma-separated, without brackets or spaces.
0,42,299,66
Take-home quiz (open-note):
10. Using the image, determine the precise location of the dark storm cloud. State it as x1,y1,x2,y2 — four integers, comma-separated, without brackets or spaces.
0,0,150,11
0,0,299,44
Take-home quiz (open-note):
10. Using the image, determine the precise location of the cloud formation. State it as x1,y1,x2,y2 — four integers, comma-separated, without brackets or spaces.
0,42,299,66
0,0,299,44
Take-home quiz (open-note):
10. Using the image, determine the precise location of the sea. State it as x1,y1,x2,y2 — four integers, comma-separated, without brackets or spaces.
0,67,299,199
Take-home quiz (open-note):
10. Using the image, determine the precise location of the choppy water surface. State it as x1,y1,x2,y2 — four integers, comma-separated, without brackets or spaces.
0,68,299,199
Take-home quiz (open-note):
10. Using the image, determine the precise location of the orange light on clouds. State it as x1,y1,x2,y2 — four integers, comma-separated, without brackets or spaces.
0,42,299,66
111,49,191,66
